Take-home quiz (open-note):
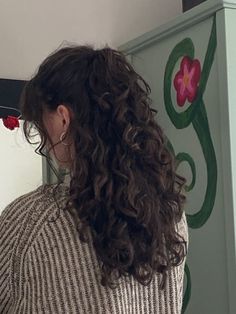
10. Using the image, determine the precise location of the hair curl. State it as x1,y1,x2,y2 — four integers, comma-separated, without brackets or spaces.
20,44,187,289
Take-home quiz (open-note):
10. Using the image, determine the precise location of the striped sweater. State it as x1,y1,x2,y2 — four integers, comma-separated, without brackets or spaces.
0,183,189,314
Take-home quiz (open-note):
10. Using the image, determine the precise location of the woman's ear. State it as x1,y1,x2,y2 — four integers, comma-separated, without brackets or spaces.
57,104,71,129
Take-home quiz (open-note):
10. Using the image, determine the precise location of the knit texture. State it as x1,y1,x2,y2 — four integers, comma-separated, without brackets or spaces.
0,184,189,314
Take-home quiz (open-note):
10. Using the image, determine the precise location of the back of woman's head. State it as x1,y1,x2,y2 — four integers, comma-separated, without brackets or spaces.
20,44,187,289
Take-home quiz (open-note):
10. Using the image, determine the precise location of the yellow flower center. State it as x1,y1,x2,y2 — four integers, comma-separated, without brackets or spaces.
183,74,189,87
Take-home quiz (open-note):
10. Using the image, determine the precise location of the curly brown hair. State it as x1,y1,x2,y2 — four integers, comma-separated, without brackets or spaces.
20,44,187,290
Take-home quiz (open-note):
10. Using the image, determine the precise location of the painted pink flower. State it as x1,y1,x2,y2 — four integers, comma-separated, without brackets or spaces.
174,56,201,107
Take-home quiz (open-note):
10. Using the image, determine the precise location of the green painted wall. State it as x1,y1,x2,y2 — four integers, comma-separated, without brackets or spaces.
119,1,236,313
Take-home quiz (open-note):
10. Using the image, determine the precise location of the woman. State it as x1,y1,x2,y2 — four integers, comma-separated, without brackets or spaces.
0,45,188,313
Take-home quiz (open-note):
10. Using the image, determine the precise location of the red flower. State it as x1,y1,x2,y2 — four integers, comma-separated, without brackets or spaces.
174,56,201,107
2,116,20,130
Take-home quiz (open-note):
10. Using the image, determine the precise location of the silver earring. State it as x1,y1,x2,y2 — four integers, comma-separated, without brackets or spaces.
60,131,69,146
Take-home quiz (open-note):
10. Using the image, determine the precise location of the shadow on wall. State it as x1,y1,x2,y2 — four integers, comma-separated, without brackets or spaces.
0,78,26,119
182,0,207,12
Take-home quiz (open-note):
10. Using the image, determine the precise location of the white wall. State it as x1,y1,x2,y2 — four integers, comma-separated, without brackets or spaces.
0,0,182,79
0,0,182,210
0,121,42,209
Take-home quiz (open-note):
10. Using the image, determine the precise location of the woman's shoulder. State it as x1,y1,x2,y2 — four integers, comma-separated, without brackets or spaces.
1,183,69,223
11,182,69,203
176,210,189,251
1,184,46,221
0,182,71,262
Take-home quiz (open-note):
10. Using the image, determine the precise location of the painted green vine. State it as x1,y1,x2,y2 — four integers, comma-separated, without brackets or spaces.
164,15,217,312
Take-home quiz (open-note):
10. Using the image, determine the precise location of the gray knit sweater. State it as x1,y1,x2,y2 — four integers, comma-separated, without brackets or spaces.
0,184,188,314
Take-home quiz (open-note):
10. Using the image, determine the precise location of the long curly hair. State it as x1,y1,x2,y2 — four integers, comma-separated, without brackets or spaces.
20,44,187,289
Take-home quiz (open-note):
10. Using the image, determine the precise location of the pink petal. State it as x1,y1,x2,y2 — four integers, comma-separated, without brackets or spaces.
187,90,197,103
187,60,201,102
179,81,187,96
174,71,183,90
192,59,201,81
177,81,188,106
189,60,201,85
177,92,187,107
181,56,191,74
174,72,188,106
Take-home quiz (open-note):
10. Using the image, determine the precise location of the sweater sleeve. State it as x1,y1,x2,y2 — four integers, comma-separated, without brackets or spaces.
0,194,31,313
176,211,189,313
0,202,16,313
